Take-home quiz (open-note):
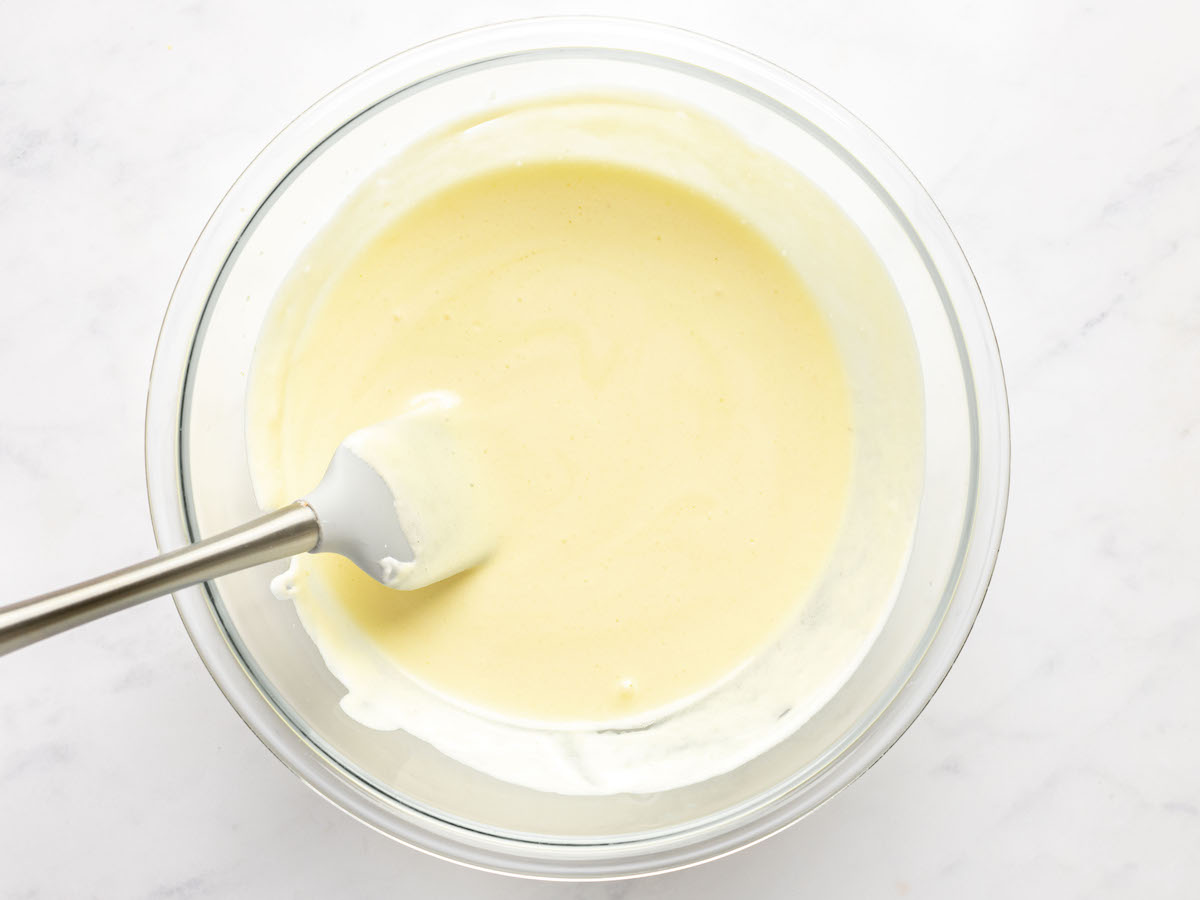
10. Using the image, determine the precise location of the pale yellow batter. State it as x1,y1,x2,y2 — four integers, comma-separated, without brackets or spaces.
250,155,854,723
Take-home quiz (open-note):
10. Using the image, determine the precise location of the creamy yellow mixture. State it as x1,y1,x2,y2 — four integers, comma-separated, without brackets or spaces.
247,97,923,793
251,157,853,722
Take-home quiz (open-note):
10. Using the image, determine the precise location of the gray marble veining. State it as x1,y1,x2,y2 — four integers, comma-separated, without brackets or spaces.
2,0,1198,896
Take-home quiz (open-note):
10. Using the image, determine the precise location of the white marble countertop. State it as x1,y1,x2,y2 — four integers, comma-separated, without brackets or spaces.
2,1,1198,896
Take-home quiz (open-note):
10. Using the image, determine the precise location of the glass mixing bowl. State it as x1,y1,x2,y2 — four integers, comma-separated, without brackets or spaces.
145,18,1009,879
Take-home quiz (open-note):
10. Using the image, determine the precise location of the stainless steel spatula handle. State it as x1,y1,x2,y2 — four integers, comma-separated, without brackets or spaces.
0,502,319,656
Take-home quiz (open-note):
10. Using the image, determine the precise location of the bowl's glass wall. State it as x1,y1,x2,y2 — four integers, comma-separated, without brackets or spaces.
148,20,1007,879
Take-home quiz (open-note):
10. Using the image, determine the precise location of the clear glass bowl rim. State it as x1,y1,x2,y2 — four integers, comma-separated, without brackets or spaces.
144,15,1011,881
